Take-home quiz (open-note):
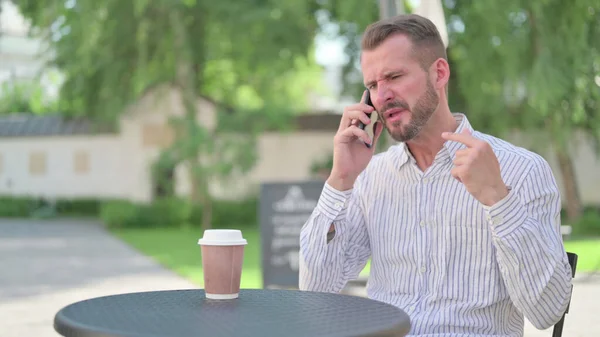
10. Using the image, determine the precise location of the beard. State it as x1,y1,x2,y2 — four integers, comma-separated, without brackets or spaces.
381,79,439,142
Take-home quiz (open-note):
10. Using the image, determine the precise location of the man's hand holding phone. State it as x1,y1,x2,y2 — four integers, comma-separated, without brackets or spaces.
327,90,384,192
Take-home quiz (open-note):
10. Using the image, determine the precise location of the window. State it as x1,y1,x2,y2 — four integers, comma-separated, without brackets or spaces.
29,152,47,175
74,151,90,174
142,123,174,148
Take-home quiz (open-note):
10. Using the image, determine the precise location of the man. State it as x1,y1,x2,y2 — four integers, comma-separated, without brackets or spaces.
299,14,572,336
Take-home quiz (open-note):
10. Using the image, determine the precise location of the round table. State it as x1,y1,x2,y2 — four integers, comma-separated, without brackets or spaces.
54,289,411,337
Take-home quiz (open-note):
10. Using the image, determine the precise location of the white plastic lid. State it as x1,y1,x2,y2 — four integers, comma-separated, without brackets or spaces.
197,229,247,246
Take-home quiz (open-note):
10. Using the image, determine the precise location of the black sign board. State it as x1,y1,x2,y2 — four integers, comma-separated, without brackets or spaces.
259,181,324,288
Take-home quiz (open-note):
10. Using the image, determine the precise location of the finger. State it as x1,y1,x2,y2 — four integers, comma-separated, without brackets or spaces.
349,110,372,129
450,167,462,183
441,130,478,148
454,148,470,158
338,125,371,145
339,105,375,131
453,156,469,166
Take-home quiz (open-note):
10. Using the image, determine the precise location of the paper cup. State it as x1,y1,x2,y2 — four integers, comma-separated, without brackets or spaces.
198,230,247,300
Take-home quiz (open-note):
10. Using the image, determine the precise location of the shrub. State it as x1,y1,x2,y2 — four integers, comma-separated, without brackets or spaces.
0,196,42,217
55,199,101,216
190,198,258,229
100,200,139,229
0,194,259,230
570,208,600,237
137,197,193,228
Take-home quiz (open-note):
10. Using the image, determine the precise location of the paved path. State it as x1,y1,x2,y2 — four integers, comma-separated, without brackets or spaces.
0,219,197,337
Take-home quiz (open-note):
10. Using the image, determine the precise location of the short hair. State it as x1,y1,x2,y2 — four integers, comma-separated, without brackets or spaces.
361,14,447,70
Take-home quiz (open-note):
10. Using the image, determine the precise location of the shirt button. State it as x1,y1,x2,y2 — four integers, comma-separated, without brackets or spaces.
410,305,416,311
419,221,426,227
334,202,343,210
420,266,426,273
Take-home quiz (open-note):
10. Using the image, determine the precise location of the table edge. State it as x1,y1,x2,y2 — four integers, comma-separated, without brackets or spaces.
53,288,411,337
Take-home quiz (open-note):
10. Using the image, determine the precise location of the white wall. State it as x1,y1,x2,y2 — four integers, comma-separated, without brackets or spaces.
0,135,129,199
211,129,600,206
208,131,335,200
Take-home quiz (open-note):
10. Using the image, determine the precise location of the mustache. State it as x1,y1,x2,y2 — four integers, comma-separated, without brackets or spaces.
381,100,410,117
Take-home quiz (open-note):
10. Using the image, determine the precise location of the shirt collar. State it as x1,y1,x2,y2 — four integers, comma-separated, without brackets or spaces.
390,113,474,169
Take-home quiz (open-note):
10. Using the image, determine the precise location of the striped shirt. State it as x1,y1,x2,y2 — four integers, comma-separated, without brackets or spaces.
299,113,573,337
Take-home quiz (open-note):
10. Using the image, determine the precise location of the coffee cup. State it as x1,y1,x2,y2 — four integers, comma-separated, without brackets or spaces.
198,229,247,299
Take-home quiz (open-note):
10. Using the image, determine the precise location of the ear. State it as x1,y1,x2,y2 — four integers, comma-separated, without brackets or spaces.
430,58,450,91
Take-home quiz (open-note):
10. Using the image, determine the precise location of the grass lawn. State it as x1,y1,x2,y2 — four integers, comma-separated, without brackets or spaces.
112,227,264,288
111,227,600,288
564,238,600,272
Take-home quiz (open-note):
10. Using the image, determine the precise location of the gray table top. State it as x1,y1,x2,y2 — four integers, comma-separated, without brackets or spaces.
54,289,411,337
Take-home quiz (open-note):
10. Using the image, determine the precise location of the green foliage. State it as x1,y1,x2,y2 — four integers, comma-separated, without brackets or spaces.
0,196,42,217
310,152,334,175
99,200,140,228
100,197,258,229
207,198,259,229
13,0,325,122
446,1,600,140
569,207,600,237
12,0,331,228
137,197,194,228
55,199,102,216
445,0,600,221
0,196,101,217
0,81,59,114
0,195,259,229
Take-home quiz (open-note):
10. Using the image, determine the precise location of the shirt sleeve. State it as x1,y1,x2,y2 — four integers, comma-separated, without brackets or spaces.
298,181,371,293
483,160,573,330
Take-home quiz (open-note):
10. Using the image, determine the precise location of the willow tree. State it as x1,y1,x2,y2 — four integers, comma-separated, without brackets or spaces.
14,0,325,229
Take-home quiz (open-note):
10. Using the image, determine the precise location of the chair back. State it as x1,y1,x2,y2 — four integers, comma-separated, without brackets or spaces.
552,252,578,337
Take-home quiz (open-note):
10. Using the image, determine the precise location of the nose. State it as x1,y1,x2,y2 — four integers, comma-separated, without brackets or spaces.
374,83,394,109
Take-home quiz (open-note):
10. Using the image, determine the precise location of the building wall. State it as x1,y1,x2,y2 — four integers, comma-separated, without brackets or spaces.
0,128,598,206
209,131,336,199
0,83,598,207
0,135,128,199
0,85,218,203
211,129,600,206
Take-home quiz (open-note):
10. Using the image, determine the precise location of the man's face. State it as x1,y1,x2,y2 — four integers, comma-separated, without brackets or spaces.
361,34,439,142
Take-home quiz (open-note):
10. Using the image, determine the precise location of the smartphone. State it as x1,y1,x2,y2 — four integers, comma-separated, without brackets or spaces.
358,90,378,148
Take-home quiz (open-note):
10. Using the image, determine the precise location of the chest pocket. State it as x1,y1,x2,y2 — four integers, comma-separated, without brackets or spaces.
435,194,500,303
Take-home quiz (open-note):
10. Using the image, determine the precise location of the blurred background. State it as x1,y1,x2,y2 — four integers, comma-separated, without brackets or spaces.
0,0,599,335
